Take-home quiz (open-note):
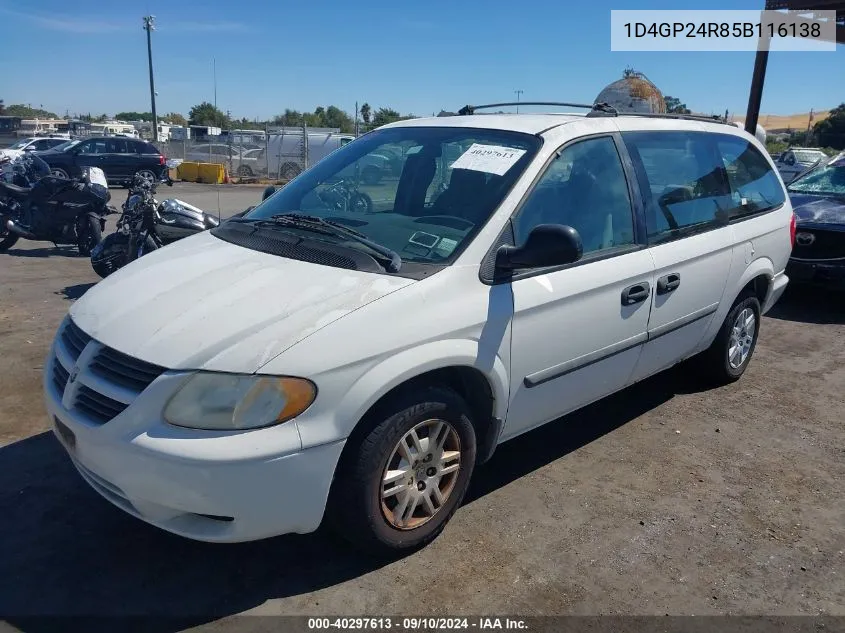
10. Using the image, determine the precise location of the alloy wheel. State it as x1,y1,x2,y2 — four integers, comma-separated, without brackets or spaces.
728,307,756,369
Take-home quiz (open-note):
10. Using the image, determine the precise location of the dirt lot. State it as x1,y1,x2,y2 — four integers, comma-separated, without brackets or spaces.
1,184,843,629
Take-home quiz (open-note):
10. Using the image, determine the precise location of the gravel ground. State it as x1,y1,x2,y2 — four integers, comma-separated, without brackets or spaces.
1,184,843,630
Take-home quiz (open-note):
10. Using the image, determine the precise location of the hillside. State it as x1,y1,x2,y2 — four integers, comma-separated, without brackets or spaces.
732,110,830,131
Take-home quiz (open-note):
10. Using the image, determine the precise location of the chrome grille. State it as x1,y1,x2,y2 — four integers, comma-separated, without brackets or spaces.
75,385,129,425
90,347,164,392
61,319,91,360
52,361,70,394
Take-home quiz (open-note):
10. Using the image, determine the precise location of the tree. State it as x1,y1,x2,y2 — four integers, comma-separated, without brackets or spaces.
813,103,845,150
664,96,691,114
188,102,230,127
95,113,109,122
324,105,354,132
271,109,303,127
372,107,402,127
164,112,187,126
0,100,4,115
115,111,153,121
4,104,59,119
360,103,371,125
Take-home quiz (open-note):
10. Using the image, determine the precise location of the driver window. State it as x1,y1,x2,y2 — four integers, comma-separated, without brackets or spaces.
512,136,636,256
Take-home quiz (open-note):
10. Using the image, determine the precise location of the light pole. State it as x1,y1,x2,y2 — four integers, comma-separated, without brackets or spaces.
514,89,523,113
143,16,158,142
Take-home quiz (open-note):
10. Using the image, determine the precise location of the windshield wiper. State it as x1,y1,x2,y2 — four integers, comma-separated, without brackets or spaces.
262,213,402,273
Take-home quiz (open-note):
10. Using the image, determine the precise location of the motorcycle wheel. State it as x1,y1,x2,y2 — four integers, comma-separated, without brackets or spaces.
76,215,103,257
349,192,374,213
127,235,157,263
0,231,19,252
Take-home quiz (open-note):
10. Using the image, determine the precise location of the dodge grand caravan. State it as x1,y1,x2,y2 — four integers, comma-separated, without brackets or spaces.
45,106,794,554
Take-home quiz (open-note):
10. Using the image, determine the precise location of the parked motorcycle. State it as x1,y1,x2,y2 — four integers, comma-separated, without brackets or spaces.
0,154,111,255
262,178,374,213
91,173,220,278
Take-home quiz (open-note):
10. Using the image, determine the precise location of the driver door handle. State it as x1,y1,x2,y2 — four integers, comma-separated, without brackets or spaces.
656,272,681,295
621,282,650,306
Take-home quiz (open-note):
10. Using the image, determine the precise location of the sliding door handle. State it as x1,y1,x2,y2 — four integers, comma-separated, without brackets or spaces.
657,273,681,295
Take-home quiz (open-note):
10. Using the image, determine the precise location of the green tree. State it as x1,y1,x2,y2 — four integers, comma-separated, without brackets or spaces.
0,100,5,115
188,102,230,127
813,104,845,150
664,96,691,114
164,112,187,126
372,107,402,127
4,104,59,119
95,113,109,122
271,109,303,127
115,111,153,121
324,105,354,132
360,103,371,125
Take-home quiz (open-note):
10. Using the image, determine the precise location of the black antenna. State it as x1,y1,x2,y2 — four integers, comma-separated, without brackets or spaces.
458,102,618,116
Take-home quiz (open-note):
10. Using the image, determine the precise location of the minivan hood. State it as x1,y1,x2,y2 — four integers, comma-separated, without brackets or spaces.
70,231,413,372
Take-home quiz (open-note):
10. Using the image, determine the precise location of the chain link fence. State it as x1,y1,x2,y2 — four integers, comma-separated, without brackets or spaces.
164,125,357,182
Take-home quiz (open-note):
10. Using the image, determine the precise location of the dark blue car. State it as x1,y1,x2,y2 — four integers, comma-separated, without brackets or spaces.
786,152,845,288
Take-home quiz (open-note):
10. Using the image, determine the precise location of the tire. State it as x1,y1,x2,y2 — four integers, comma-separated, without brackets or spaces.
328,385,477,556
696,293,761,385
51,167,70,180
136,170,156,186
361,165,382,186
127,234,157,264
76,215,102,257
0,217,19,251
237,165,253,177
349,192,374,213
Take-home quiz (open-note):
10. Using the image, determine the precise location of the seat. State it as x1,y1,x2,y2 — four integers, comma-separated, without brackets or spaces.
394,152,437,217
431,168,491,224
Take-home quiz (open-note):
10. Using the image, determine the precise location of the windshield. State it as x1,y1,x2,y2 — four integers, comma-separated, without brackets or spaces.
793,150,827,164
788,155,845,197
235,126,541,269
52,139,81,152
8,139,34,150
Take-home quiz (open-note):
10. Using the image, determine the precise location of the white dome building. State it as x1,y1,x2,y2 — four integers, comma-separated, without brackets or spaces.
596,68,666,114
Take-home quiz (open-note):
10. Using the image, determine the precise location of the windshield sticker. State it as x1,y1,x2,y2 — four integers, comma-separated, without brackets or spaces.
434,237,458,257
449,144,527,176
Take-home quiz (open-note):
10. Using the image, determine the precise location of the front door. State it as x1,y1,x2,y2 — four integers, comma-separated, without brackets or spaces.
621,130,735,382
503,134,654,441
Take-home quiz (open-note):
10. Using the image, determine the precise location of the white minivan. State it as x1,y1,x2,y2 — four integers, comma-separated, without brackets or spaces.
45,107,794,554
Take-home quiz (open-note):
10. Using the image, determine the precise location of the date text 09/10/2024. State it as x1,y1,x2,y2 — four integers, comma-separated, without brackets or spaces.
307,617,528,630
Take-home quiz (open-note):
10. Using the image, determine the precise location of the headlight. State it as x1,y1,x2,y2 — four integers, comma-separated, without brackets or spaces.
163,373,316,431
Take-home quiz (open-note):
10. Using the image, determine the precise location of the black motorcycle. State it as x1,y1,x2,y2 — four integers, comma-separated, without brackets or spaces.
0,154,111,255
91,173,220,278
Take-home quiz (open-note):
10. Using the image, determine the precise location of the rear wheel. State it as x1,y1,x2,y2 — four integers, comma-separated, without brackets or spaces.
328,386,476,556
51,167,70,179
76,215,102,257
237,165,253,177
696,294,761,385
136,170,156,187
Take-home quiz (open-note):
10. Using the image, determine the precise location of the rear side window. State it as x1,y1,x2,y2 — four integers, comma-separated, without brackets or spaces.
623,131,735,243
137,142,159,155
106,138,128,153
716,136,786,219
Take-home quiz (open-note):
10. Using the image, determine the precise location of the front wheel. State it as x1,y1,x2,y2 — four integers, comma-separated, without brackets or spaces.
696,294,761,385
348,192,373,213
328,386,477,556
51,167,70,180
76,215,102,257
0,216,19,251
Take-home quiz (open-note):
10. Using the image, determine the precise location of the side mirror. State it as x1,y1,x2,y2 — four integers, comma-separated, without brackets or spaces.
495,224,583,271
262,185,277,201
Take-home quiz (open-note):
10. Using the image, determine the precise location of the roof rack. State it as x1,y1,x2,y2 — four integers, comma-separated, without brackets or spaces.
457,102,618,116
617,112,732,125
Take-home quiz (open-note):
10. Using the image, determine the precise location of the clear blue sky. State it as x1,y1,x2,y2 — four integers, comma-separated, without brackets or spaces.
1,0,842,120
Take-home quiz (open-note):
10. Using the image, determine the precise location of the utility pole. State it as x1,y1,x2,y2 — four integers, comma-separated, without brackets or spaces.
142,16,158,142
514,89,523,113
355,101,359,136
806,108,814,144
213,58,217,110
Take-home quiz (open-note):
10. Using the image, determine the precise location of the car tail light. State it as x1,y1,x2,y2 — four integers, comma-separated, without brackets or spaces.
789,212,797,248
159,154,166,166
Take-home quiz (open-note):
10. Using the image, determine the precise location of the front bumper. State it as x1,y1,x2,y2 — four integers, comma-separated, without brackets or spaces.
786,259,845,289
43,336,345,543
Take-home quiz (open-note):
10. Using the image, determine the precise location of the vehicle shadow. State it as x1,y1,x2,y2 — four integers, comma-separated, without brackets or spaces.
0,366,706,631
3,246,81,258
55,283,96,301
766,285,845,325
